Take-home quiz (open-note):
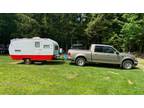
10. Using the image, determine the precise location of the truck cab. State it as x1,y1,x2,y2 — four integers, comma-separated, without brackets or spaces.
90,44,120,64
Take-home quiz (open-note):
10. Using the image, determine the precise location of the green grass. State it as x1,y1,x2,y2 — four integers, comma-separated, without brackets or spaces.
0,55,144,94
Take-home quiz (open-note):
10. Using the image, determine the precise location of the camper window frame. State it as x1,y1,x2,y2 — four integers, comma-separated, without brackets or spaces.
35,41,40,48
43,44,51,49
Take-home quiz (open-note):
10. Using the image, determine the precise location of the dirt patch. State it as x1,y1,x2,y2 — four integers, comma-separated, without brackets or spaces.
66,73,79,80
128,80,134,85
8,61,23,64
137,58,144,71
104,76,110,80
108,71,120,75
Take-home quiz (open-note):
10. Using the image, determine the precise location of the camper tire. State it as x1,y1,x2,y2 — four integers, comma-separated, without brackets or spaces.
24,59,31,64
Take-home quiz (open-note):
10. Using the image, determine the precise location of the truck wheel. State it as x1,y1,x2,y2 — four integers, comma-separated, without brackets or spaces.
122,60,133,69
24,59,31,64
76,57,86,66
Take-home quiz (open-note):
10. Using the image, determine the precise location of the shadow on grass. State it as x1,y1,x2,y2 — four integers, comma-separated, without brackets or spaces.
18,60,65,65
70,62,139,70
14,60,139,70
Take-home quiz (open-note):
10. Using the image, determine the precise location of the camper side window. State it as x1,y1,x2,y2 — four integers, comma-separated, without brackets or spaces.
35,42,40,48
43,45,51,49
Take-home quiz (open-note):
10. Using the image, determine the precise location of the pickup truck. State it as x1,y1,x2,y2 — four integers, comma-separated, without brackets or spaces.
68,44,138,69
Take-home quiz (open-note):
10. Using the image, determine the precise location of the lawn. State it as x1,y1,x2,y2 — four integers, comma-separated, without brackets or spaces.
0,55,144,94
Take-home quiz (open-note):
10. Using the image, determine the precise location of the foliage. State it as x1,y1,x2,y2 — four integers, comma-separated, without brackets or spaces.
120,14,144,52
0,13,144,52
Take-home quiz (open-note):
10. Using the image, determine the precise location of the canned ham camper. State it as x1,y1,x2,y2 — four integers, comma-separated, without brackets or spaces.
9,37,59,64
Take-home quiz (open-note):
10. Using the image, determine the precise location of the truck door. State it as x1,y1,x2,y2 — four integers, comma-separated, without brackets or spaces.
92,46,120,64
102,46,120,64
92,46,105,63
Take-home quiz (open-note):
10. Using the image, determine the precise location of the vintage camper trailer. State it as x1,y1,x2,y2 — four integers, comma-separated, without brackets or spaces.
9,37,59,64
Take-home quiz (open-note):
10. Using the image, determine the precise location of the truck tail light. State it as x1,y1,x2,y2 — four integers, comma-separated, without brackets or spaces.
68,52,71,57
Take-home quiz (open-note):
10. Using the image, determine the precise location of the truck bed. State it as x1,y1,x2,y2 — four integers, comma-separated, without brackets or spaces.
68,49,92,62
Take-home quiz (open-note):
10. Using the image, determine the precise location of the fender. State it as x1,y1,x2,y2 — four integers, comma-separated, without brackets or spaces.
120,56,134,67
74,53,87,61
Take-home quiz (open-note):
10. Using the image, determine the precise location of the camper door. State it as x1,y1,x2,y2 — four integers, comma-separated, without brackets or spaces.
34,41,42,54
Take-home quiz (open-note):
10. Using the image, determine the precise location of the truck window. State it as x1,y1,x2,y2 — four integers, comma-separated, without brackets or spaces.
35,42,40,48
103,46,114,53
95,46,103,52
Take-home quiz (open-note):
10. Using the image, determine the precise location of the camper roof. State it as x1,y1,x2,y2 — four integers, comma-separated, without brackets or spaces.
10,37,58,46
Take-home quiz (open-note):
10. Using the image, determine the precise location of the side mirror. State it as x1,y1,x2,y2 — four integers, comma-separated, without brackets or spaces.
116,51,119,55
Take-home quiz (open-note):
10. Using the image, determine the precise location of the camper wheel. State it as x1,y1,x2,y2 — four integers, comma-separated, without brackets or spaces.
24,59,31,64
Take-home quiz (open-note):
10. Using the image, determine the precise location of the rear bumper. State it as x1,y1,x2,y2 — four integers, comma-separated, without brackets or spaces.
67,56,75,63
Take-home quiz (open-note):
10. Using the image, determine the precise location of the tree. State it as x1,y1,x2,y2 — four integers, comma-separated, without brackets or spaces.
120,14,144,52
0,14,17,44
11,13,40,38
0,13,144,53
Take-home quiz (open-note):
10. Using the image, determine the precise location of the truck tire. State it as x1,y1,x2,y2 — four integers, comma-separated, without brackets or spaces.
24,59,31,64
122,60,133,69
76,57,86,66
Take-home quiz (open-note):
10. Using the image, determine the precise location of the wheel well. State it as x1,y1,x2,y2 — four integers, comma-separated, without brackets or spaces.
122,59,134,65
75,56,87,62
23,58,28,60
23,58,31,60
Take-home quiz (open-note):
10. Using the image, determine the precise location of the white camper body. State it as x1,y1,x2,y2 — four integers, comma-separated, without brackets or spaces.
9,37,59,62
